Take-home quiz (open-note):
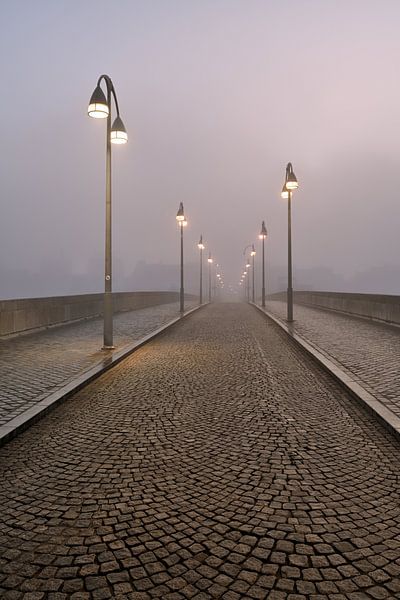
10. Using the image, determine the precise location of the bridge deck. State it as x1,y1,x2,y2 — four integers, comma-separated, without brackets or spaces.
267,300,400,419
0,301,196,429
1,303,399,599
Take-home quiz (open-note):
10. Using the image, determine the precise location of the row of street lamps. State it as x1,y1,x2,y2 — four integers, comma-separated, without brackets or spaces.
88,74,221,348
239,163,299,321
88,74,298,348
175,202,222,314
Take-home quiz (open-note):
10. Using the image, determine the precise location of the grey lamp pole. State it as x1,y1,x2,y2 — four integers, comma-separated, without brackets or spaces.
176,203,187,314
281,163,299,322
198,235,205,304
243,245,254,303
245,259,251,301
251,245,256,303
259,221,267,307
88,75,128,349
208,253,213,302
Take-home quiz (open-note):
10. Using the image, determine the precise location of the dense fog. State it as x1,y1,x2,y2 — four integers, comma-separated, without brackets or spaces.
1,0,400,299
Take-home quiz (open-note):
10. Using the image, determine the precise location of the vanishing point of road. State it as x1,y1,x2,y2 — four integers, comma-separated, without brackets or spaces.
0,303,399,599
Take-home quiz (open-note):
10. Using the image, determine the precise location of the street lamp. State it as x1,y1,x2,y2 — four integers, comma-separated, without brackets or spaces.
207,253,213,302
243,244,255,303
176,202,187,314
198,235,205,305
259,221,268,308
245,259,251,301
250,245,256,303
88,74,128,349
282,162,299,322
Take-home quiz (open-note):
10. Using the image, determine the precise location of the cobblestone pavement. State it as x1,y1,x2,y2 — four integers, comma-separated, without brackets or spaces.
0,301,196,427
1,302,400,599
265,300,400,419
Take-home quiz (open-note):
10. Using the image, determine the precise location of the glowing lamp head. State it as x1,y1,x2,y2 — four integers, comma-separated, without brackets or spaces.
286,173,298,190
111,116,128,144
285,162,298,190
198,235,205,250
281,184,289,200
176,202,185,222
251,250,256,256
208,256,213,263
259,220,268,238
88,85,109,118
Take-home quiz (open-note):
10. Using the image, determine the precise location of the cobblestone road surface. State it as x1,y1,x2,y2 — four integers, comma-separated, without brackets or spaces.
1,303,400,600
0,302,196,427
266,301,400,419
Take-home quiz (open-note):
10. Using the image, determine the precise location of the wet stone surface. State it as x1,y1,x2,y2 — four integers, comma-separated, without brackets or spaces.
0,302,399,599
0,301,196,427
267,300,400,419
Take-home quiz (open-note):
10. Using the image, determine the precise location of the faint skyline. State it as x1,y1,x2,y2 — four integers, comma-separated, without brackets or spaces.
1,0,400,298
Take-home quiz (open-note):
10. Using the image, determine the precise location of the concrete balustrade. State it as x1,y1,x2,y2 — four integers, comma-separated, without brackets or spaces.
0,292,196,337
269,291,400,325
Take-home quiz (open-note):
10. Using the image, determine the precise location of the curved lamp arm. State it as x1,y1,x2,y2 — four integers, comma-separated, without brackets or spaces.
97,74,121,116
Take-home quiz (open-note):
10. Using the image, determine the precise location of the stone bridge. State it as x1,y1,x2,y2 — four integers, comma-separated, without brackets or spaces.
0,292,400,599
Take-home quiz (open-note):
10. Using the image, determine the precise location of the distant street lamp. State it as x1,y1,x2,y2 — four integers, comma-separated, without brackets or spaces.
176,202,187,313
259,221,268,308
245,259,251,302
198,235,205,305
207,253,213,302
88,74,128,349
243,245,255,303
250,245,256,303
282,162,299,322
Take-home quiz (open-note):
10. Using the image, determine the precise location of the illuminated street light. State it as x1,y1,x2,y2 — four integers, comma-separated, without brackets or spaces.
198,235,205,305
285,162,299,190
250,245,256,303
176,202,187,314
88,74,128,349
259,221,268,307
208,253,213,302
282,162,299,322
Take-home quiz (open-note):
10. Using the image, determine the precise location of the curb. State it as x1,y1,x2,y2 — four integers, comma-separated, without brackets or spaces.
0,303,208,448
251,303,400,442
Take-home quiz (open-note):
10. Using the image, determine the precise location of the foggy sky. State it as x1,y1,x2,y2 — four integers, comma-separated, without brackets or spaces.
1,0,400,299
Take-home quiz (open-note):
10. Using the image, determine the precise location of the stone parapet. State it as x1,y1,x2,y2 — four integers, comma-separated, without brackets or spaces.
269,290,400,325
0,291,196,336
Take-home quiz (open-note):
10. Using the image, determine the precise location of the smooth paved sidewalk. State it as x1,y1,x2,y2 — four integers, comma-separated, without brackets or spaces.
266,300,400,419
0,301,196,428
0,303,399,599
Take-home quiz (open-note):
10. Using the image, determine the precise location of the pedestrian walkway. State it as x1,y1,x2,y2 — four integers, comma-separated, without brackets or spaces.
0,301,196,428
0,303,399,599
265,300,400,419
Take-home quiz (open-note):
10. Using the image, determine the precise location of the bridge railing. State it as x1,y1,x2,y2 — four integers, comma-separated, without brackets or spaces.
268,291,400,326
0,291,197,337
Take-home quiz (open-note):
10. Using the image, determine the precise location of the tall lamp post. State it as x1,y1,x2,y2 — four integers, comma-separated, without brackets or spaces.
176,202,187,314
245,259,251,302
88,74,128,349
243,245,255,303
259,221,268,308
281,163,299,322
198,235,205,305
250,245,256,303
208,253,213,302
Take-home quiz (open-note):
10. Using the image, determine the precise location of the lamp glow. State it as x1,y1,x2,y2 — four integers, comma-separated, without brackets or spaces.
88,85,109,118
176,202,185,222
110,116,128,144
